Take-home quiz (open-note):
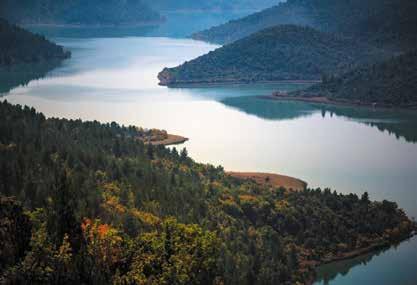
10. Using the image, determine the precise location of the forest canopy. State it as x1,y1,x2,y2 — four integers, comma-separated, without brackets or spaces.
0,101,415,284
159,25,387,86
0,18,70,67
293,50,417,107
0,0,163,26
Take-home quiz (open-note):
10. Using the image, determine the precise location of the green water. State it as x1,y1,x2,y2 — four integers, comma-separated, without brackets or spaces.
315,236,417,285
1,26,416,284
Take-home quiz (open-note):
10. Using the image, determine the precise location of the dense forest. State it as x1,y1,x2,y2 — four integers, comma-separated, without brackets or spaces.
294,50,417,108
192,0,417,50
0,0,162,26
159,25,387,86
0,100,415,284
0,18,70,67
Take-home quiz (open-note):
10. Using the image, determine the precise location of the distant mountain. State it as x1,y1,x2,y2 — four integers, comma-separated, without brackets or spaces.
192,0,417,50
144,0,280,12
0,18,70,67
294,51,417,108
0,0,163,26
159,25,386,86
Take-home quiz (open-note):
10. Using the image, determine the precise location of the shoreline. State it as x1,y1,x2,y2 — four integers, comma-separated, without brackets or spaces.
226,171,307,191
159,80,320,88
145,133,189,146
265,94,417,111
305,232,417,285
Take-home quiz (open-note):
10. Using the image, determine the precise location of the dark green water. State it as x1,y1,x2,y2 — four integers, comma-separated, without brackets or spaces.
315,236,417,285
1,23,416,284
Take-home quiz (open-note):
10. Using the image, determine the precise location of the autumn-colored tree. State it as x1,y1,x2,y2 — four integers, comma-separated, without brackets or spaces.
119,217,220,285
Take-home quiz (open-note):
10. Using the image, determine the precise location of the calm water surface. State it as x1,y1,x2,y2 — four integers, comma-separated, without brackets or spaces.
1,30,416,284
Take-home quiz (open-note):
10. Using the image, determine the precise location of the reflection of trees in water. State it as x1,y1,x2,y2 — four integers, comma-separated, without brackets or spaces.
317,104,417,144
221,96,317,121
314,243,400,285
315,252,375,284
0,60,63,94
221,96,417,143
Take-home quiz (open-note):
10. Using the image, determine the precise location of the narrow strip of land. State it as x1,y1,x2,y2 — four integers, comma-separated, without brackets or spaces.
148,134,189,146
226,171,307,191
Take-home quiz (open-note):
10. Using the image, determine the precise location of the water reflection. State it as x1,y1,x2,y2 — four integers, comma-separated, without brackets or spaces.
222,96,417,143
0,60,65,95
316,250,385,284
314,236,417,285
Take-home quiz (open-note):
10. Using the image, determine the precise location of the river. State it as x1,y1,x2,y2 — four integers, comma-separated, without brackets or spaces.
1,14,416,284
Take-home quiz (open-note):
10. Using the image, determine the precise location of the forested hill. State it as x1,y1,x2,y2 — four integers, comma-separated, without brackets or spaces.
0,100,415,284
192,0,417,49
294,51,417,108
159,25,386,86
0,18,70,67
0,0,162,26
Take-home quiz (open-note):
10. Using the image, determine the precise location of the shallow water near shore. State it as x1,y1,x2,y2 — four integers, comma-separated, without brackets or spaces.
1,27,417,284
315,236,417,285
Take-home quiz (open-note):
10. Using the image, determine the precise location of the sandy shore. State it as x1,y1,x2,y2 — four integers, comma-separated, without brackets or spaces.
226,171,307,191
146,134,189,146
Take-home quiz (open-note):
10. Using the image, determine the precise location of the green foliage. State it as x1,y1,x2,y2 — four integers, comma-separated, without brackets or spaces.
0,101,415,284
119,218,220,284
296,50,417,107
0,197,32,273
0,18,70,67
159,25,386,85
0,0,162,26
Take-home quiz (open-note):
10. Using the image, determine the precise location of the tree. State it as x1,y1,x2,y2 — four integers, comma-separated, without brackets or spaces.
361,192,370,204
180,148,188,162
47,167,82,253
0,196,32,272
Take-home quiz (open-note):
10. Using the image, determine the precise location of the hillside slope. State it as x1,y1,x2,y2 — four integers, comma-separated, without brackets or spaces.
159,25,386,86
192,0,417,49
0,18,70,67
0,0,162,26
293,51,417,107
0,100,415,284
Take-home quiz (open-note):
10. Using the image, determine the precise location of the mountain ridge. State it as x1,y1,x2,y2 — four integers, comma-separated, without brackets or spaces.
192,0,417,50
291,50,417,108
0,18,70,67
159,25,387,86
0,0,163,26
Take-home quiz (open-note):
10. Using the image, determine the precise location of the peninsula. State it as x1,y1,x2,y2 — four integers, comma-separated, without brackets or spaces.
2,100,415,284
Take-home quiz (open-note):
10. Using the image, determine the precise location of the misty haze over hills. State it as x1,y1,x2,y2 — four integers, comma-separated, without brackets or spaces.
0,0,162,26
193,0,417,50
143,0,282,12
159,0,417,107
0,0,282,26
